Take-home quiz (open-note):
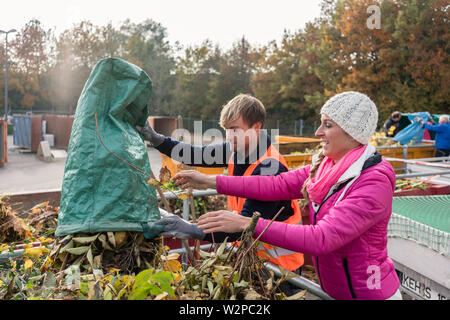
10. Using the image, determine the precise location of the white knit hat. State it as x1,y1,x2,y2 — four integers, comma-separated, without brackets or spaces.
320,91,378,144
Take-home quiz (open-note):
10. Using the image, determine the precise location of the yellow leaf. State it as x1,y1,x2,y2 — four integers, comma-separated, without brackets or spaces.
39,256,54,273
0,244,9,252
146,178,159,186
38,237,54,244
169,272,183,284
24,258,33,270
163,259,182,272
108,268,121,274
177,192,189,200
101,275,113,286
25,246,50,258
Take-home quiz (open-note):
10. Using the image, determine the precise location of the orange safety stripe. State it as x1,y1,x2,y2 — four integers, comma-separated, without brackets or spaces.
227,144,304,271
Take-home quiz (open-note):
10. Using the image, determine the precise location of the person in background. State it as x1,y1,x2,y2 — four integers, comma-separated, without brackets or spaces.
422,116,434,141
383,111,402,137
174,91,402,300
138,94,304,295
419,115,450,157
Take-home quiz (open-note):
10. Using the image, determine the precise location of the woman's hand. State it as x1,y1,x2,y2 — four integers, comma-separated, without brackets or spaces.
197,210,251,233
172,170,217,190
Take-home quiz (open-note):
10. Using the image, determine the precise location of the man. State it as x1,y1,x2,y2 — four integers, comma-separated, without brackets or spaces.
383,111,402,137
419,115,450,157
137,94,304,294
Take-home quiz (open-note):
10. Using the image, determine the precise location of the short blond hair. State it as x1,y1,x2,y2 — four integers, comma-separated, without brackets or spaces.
219,94,266,128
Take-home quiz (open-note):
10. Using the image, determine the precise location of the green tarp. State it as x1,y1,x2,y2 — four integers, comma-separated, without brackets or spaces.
55,58,161,236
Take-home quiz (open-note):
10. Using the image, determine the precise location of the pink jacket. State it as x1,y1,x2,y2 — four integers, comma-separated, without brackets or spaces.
217,150,400,300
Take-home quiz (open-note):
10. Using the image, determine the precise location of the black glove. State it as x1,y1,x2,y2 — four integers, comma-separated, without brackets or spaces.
153,215,205,240
136,120,165,147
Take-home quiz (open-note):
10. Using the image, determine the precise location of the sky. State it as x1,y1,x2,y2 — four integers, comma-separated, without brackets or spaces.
0,0,323,49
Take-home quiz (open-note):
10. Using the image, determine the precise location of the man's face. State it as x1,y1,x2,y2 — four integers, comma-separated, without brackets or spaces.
224,116,261,155
439,116,448,125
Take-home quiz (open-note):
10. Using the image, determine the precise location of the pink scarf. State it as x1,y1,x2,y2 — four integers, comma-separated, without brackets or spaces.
306,145,367,204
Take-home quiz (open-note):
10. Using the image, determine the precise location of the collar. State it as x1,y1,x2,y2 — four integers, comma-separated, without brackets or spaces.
337,143,377,183
234,131,272,164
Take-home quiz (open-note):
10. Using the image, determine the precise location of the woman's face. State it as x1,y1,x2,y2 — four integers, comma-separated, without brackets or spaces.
315,114,360,163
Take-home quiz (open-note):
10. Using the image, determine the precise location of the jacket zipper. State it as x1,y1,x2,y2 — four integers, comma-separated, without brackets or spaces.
310,155,380,296
312,183,348,291
342,258,357,299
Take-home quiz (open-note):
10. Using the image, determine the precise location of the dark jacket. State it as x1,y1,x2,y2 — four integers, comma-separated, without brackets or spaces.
383,117,401,137
156,132,295,242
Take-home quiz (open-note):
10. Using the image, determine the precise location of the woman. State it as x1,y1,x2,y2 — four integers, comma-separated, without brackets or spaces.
173,91,401,300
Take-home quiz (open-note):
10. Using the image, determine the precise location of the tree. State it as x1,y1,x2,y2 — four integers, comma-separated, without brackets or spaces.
173,40,216,118
120,19,176,116
7,19,53,112
317,0,449,125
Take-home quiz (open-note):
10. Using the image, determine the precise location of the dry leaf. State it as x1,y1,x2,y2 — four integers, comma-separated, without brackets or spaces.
160,253,182,271
107,232,116,248
114,232,127,247
159,166,172,184
286,289,307,300
30,201,49,211
146,178,159,186
155,292,169,300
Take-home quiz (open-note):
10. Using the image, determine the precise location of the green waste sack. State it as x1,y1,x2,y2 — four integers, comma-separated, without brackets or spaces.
55,58,161,236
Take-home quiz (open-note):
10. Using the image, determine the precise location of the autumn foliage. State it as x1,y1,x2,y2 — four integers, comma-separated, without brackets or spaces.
0,0,448,127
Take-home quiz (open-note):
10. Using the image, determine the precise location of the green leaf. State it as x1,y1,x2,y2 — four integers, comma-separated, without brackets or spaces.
128,269,154,300
234,280,248,288
59,240,74,253
216,239,228,256
149,284,163,296
207,281,214,295
73,234,99,244
86,248,94,268
132,269,154,291
198,250,213,259
65,246,90,255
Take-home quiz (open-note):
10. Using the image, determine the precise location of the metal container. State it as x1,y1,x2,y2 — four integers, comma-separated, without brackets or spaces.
0,119,7,166
12,114,42,152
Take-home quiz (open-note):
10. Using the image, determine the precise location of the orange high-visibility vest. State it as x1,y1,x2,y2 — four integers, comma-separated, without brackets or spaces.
227,144,304,272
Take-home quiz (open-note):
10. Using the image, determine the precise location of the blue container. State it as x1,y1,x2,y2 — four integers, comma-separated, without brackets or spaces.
13,115,32,149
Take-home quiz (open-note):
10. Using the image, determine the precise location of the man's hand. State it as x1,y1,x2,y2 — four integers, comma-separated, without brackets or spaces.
136,120,165,147
413,116,424,125
153,215,205,240
172,170,217,190
197,210,251,234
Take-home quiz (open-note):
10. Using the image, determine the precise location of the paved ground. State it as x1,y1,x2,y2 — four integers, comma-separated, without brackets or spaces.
0,135,163,195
